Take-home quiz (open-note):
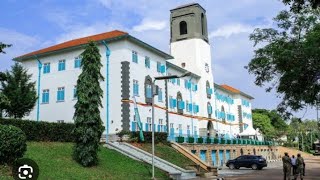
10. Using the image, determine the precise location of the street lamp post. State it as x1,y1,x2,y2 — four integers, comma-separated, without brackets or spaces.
151,72,191,179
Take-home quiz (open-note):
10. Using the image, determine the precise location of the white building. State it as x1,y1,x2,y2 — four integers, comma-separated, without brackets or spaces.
14,3,254,140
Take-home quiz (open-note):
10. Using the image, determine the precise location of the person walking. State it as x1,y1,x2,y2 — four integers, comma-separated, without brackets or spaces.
282,152,292,180
291,155,297,175
294,153,305,180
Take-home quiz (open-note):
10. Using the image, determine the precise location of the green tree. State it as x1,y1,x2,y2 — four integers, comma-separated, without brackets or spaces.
247,7,320,117
252,109,288,137
0,42,12,54
73,41,104,167
1,63,36,118
252,112,276,139
283,0,320,12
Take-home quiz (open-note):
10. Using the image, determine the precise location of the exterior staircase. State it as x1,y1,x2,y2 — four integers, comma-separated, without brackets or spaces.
171,142,218,176
105,142,196,180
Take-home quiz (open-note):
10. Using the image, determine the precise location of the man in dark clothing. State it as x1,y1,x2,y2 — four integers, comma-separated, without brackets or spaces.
282,152,292,180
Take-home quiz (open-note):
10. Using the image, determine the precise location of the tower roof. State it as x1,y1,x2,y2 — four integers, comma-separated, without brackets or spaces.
171,3,206,12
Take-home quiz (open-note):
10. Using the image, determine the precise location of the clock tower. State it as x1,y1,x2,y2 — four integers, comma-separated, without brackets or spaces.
169,3,216,136
169,3,213,76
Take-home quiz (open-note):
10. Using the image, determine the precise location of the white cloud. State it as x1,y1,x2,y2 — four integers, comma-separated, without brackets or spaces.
209,23,254,38
0,28,42,71
132,19,167,32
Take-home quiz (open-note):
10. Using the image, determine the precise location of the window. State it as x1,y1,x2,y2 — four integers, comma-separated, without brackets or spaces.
147,117,152,131
74,57,81,68
207,102,212,117
146,84,152,98
170,123,174,128
43,63,50,74
157,62,161,72
145,56,150,68
177,79,180,86
159,119,163,132
158,88,163,102
206,80,212,98
201,13,205,35
221,105,226,122
57,120,64,123
133,80,139,96
42,89,49,103
179,21,187,35
186,100,189,112
132,51,138,63
73,86,77,99
57,87,65,101
179,124,182,129
58,60,66,71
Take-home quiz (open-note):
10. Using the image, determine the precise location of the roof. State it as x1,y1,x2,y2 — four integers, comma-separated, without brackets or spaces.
214,83,254,100
14,30,173,61
170,3,205,12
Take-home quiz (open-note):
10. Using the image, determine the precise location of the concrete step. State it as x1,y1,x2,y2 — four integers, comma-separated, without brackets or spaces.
105,142,196,179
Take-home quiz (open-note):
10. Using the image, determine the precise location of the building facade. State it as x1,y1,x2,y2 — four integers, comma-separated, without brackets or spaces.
14,3,254,140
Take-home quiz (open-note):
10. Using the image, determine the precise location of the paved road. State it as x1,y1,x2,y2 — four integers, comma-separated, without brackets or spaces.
220,156,320,180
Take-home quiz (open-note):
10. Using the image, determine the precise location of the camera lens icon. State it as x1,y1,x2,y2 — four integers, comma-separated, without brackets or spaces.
18,164,33,179
12,158,39,180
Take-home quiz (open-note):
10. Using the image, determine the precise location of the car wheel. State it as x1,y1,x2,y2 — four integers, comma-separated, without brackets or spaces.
251,164,258,170
229,163,235,170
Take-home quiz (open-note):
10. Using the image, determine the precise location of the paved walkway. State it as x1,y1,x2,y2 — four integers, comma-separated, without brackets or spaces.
223,156,320,180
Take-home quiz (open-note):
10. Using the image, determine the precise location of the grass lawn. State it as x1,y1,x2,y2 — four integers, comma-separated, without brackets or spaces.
0,142,169,180
131,143,197,170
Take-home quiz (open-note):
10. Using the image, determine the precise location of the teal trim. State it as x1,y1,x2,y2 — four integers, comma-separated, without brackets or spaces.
35,56,42,122
102,41,111,143
43,63,50,74
58,60,66,71
57,87,65,101
74,57,81,68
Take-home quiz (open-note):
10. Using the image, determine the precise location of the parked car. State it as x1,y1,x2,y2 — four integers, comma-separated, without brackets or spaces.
226,155,267,170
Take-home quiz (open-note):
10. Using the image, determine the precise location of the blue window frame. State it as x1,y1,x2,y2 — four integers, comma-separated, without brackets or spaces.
74,57,81,68
146,84,152,98
132,51,138,63
158,88,163,102
58,60,66,71
157,62,161,72
42,89,49,103
43,63,50,74
133,80,139,96
177,79,180,86
145,56,150,68
73,86,77,99
178,100,185,110
57,87,65,101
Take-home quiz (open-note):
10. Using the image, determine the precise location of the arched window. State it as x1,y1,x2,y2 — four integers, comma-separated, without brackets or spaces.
207,102,212,118
201,13,205,35
206,80,211,99
177,91,183,114
179,21,187,35
144,76,152,104
221,105,226,123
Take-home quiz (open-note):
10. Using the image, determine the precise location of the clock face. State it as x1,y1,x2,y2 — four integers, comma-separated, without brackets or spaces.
205,63,209,73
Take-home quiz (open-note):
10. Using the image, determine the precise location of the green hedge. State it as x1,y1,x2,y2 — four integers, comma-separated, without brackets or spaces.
0,118,75,142
187,137,194,143
130,131,168,144
197,137,203,143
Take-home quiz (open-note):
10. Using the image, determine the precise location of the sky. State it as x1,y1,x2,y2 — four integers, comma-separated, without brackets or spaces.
0,0,318,120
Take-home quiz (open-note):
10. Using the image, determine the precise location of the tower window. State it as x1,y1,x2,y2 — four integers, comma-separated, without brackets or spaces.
179,21,187,35
201,13,205,35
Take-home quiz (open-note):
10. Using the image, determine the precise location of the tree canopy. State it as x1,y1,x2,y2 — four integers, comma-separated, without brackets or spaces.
1,63,37,118
0,42,12,54
283,0,320,12
247,6,320,116
73,41,104,167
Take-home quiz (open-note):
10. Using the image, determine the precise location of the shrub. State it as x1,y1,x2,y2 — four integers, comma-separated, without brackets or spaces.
130,131,168,144
0,125,27,165
187,137,194,143
0,118,75,142
197,137,203,143
176,136,185,143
